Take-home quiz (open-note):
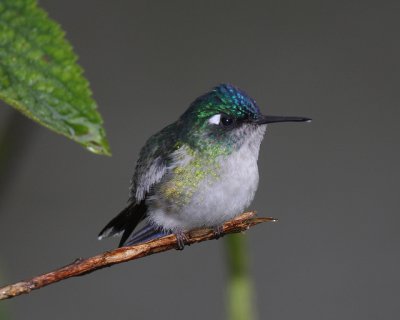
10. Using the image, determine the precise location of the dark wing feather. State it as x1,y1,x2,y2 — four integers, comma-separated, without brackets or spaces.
129,123,178,202
98,201,147,246
98,123,178,245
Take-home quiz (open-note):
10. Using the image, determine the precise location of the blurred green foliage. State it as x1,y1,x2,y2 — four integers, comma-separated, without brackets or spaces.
0,0,110,155
226,234,257,320
0,299,7,319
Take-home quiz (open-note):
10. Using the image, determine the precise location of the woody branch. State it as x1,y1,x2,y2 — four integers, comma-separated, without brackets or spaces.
0,211,276,301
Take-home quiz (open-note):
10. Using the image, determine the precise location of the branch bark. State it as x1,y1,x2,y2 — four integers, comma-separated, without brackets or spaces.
0,212,276,301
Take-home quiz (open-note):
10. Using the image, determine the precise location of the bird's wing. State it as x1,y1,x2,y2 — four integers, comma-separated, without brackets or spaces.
98,124,177,242
129,124,177,202
131,154,167,202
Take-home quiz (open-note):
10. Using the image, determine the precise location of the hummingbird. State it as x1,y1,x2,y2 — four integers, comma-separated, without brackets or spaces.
98,84,310,249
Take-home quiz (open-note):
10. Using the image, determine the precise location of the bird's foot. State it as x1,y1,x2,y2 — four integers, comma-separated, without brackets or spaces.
213,225,224,239
175,232,188,250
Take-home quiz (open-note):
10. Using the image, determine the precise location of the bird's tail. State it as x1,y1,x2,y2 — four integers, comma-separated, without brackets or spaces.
123,224,171,247
98,201,147,247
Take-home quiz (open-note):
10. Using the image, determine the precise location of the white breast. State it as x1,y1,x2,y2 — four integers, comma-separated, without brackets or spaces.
185,142,260,226
147,125,267,231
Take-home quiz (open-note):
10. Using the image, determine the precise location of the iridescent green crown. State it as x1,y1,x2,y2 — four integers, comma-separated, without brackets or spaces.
182,84,261,121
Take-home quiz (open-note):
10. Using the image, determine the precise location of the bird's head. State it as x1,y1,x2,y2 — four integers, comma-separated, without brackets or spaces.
179,84,310,151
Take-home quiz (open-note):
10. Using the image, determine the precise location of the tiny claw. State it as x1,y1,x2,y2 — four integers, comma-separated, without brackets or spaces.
213,225,224,239
175,232,188,250
73,258,84,264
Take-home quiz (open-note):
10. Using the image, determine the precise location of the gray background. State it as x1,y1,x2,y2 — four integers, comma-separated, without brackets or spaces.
1,0,399,319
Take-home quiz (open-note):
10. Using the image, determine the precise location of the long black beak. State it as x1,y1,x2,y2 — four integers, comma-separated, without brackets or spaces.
256,115,312,124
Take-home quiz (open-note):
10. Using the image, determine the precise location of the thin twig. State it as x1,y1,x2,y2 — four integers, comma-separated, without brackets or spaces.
0,212,276,301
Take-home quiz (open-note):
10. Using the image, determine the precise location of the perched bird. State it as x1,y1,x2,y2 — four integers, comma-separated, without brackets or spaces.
99,84,310,248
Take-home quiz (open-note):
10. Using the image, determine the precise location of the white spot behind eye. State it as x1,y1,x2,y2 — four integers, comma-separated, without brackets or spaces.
208,114,221,125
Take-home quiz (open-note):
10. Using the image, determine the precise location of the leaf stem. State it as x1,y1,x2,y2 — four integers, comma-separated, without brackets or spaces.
225,234,257,320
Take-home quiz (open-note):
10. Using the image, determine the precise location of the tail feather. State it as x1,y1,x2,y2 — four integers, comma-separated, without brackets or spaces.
98,201,147,247
123,224,171,247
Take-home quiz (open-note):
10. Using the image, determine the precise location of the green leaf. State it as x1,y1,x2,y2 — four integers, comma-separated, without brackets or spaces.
0,0,111,155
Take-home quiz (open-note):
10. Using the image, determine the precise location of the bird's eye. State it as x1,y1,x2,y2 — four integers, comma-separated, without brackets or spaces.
221,115,234,127
208,114,235,127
